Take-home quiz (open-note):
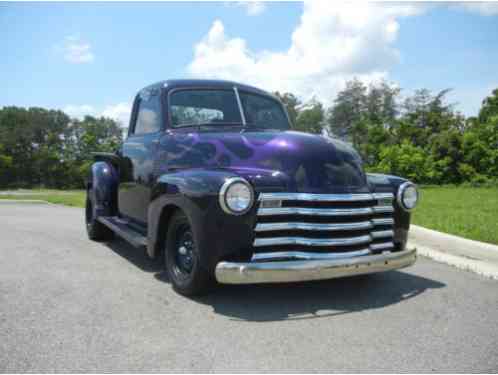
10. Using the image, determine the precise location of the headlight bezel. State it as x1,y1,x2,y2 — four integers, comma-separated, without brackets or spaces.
397,181,418,211
219,177,254,215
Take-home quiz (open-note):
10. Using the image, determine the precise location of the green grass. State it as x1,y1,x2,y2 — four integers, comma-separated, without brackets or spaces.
0,189,86,207
2,186,497,245
412,186,498,245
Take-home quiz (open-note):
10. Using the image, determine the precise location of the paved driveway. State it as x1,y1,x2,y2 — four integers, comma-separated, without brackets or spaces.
1,203,497,372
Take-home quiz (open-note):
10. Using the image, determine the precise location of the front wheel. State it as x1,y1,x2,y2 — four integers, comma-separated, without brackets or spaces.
165,211,212,296
85,194,114,241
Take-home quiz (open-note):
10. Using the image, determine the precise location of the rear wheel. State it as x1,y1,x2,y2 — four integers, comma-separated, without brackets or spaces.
165,211,212,296
85,194,114,241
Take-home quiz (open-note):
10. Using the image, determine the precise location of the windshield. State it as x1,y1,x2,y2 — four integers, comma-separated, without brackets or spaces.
169,89,290,130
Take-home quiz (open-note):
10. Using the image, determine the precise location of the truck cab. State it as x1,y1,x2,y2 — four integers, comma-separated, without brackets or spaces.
86,79,418,296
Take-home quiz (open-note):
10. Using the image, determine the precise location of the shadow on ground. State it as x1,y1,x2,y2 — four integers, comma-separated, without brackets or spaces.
104,238,445,322
103,238,162,273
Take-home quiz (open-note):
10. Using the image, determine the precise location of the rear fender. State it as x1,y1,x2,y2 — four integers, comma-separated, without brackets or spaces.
88,162,119,217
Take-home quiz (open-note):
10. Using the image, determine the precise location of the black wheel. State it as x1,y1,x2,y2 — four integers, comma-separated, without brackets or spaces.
85,194,114,241
165,211,212,296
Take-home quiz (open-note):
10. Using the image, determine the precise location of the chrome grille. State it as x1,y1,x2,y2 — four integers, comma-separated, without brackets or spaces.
252,192,395,261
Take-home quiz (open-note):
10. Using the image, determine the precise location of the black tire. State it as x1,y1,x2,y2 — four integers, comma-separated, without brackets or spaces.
85,194,114,241
165,211,212,296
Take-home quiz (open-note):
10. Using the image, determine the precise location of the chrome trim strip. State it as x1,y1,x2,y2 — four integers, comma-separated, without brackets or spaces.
258,193,377,202
233,86,246,125
372,218,394,226
254,221,373,232
215,248,417,284
257,206,374,216
253,235,372,247
371,230,394,239
251,249,371,261
370,242,395,251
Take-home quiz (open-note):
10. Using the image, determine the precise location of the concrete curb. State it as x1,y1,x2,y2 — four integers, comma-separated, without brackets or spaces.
409,242,498,280
409,225,498,280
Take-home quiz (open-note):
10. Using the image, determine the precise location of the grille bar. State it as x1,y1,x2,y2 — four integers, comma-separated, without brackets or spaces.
258,192,393,202
258,205,393,216
371,230,394,239
372,218,394,226
258,206,373,217
253,234,372,247
373,206,394,214
255,218,393,232
370,241,395,251
255,221,373,232
253,232,395,248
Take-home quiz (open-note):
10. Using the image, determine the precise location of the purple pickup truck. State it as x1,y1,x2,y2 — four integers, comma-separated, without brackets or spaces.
86,79,418,296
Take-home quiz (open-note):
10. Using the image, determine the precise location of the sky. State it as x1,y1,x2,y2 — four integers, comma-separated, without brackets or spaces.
1,1,498,126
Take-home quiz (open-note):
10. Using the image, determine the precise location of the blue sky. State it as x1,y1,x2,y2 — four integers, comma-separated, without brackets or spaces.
1,1,498,125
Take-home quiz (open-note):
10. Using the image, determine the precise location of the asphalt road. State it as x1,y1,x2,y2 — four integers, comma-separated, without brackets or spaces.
1,203,497,372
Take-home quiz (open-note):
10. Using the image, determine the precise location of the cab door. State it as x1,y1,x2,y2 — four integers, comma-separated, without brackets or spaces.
118,89,162,225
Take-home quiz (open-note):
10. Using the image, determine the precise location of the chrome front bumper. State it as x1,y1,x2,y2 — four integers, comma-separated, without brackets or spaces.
215,248,417,284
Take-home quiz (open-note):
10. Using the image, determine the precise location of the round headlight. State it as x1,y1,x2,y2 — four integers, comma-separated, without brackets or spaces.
397,182,418,211
219,178,254,215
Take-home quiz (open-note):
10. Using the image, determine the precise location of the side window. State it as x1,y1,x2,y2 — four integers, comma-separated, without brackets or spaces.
133,92,161,135
239,92,289,130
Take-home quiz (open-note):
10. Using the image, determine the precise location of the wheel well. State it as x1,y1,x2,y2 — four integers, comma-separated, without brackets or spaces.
154,204,182,259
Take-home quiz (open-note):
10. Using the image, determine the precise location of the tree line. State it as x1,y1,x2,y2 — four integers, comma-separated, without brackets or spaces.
1,81,497,189
0,109,122,189
276,81,498,185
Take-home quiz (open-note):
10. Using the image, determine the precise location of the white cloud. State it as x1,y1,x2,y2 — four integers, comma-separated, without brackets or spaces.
188,1,426,104
64,103,131,126
101,103,132,127
237,1,266,16
58,35,95,64
455,2,498,16
64,105,97,119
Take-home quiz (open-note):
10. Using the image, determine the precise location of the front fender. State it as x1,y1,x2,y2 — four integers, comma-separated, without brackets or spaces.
367,173,412,250
147,169,257,270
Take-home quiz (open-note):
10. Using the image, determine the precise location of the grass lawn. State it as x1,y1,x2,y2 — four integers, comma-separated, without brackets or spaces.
0,189,86,207
1,186,497,245
412,186,498,245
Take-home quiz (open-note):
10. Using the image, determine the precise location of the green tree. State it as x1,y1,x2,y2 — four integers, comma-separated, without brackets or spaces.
461,115,498,180
373,141,435,183
0,107,122,189
65,116,123,186
0,107,71,187
365,81,400,125
294,99,325,134
327,78,367,140
478,88,498,124
274,92,301,127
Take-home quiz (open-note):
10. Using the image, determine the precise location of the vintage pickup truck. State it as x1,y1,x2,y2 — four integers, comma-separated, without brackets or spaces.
86,79,418,296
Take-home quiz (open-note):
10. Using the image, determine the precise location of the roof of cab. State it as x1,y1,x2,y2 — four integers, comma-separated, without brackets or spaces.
140,79,273,97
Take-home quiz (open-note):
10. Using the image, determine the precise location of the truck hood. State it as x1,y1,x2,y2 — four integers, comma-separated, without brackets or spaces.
159,129,369,193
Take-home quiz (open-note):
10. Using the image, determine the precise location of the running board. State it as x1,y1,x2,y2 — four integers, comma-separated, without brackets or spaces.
97,216,147,248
